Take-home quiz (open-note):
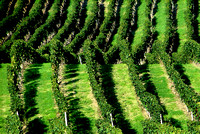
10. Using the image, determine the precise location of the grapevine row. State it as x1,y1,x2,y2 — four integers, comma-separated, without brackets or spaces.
6,40,33,133
152,6,200,121
28,0,64,49
92,0,116,64
174,0,200,63
0,0,29,38
10,0,47,41
65,0,99,55
0,0,47,63
0,0,11,20
49,40,72,133
111,0,163,122
39,0,81,62
83,39,121,133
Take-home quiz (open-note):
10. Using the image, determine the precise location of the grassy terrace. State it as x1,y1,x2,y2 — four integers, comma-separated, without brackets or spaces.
1,63,200,132
152,2,190,129
63,64,145,133
112,64,144,133
63,64,100,133
177,0,188,51
24,63,56,133
148,64,189,130
110,0,130,47
182,64,200,94
154,0,167,42
0,64,10,133
198,0,200,38
131,0,146,48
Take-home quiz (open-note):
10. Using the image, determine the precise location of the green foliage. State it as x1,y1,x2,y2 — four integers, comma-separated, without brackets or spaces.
48,116,72,134
11,0,46,40
162,0,176,52
50,39,67,113
154,41,200,121
178,40,200,63
7,65,24,115
146,53,159,64
92,0,116,63
50,40,71,132
10,40,31,66
83,39,122,132
119,40,163,122
8,40,30,115
0,0,10,20
131,0,153,63
0,0,29,38
66,0,98,55
185,0,196,40
142,120,188,133
187,121,200,133
83,39,113,119
105,0,134,63
39,0,81,62
96,119,122,134
5,114,22,134
49,0,81,43
28,0,63,49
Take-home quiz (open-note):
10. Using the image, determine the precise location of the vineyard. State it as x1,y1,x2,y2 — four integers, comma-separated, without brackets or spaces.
0,0,200,133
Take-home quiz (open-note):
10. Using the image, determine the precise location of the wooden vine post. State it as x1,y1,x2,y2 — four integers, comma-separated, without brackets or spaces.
110,113,114,127
160,114,163,124
79,55,82,64
64,112,68,126
191,112,193,121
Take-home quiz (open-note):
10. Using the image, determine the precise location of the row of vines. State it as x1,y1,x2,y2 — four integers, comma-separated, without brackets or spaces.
0,0,200,133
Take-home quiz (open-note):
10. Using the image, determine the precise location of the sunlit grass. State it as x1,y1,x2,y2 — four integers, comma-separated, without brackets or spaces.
182,64,200,94
149,64,189,130
0,64,11,133
197,1,200,38
63,64,99,133
155,0,167,42
36,63,57,120
24,63,57,127
112,64,144,134
131,0,147,48
177,0,188,51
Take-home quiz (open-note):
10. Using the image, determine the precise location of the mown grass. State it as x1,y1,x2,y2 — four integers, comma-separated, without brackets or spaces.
149,64,189,130
63,64,99,133
198,1,200,38
155,0,167,42
131,0,147,47
112,64,144,134
35,63,57,119
111,0,131,47
0,64,11,133
24,63,56,133
177,0,188,51
182,64,200,94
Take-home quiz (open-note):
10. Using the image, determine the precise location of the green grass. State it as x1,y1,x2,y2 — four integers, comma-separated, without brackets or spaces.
182,64,200,94
198,1,200,38
155,0,167,42
63,64,99,133
0,64,11,133
110,0,132,47
148,64,189,130
36,63,56,119
131,0,147,48
63,64,144,133
177,0,188,51
24,63,57,132
112,64,144,134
